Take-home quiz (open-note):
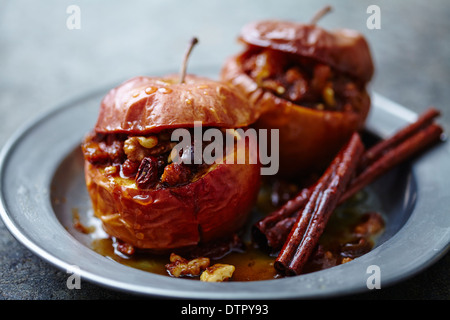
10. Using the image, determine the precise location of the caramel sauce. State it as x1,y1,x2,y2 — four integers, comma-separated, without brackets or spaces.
91,238,278,281
158,87,173,94
92,238,169,276
86,180,384,282
145,87,157,95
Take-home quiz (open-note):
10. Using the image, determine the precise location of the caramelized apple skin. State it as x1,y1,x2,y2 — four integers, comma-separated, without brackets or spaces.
221,52,370,178
252,95,367,177
84,148,261,253
83,72,264,252
220,20,373,178
94,74,261,135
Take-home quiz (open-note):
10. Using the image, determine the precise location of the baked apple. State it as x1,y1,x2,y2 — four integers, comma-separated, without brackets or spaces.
221,17,374,178
82,71,261,254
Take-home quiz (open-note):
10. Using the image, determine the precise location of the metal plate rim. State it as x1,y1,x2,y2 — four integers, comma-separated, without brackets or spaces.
1,71,449,299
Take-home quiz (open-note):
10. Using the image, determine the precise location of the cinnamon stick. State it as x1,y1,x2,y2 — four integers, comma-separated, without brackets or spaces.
359,107,440,168
340,122,443,203
253,107,444,253
252,187,310,250
274,133,364,275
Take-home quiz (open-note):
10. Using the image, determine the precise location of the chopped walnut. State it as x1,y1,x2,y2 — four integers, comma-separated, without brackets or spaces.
341,257,353,264
123,136,158,162
353,212,385,237
124,137,148,162
136,136,158,149
200,264,235,282
322,85,336,107
114,239,135,256
165,253,210,278
104,165,118,176
123,135,176,164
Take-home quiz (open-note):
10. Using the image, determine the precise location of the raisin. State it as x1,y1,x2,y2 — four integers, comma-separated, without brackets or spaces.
121,159,140,177
135,156,159,189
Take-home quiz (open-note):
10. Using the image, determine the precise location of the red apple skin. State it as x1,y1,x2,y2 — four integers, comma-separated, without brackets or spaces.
237,20,375,83
221,53,370,178
94,74,261,135
220,20,374,178
84,145,261,253
84,73,263,252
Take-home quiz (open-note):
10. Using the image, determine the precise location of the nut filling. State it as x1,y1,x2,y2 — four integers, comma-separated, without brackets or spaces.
82,128,231,189
241,48,368,112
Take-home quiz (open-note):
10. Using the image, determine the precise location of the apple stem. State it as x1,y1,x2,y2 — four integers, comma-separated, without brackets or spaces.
310,5,333,25
179,37,199,84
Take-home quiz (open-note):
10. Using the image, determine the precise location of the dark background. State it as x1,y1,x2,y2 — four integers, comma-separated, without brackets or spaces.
0,0,449,299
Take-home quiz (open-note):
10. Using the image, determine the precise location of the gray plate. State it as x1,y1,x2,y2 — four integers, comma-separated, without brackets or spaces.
1,69,449,299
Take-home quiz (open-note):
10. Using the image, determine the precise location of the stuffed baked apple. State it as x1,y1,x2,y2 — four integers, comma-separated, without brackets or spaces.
221,7,374,178
82,39,261,254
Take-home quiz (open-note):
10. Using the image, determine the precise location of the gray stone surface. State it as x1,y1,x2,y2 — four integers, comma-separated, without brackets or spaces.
0,0,449,299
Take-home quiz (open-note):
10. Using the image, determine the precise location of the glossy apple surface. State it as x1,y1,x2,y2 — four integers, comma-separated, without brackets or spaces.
85,160,260,252
221,20,373,178
95,74,261,135
238,20,374,82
